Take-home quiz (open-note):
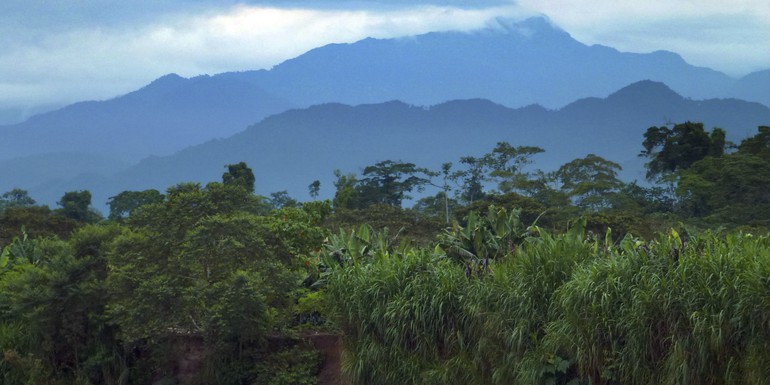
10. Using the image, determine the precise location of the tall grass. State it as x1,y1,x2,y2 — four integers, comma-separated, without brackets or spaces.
548,231,770,385
327,217,595,385
328,217,770,385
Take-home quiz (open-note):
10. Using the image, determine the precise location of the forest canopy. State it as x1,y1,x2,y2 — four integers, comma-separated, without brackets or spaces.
1,122,770,385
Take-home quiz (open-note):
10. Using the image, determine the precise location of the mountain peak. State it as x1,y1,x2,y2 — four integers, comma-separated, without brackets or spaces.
608,80,683,103
144,73,187,90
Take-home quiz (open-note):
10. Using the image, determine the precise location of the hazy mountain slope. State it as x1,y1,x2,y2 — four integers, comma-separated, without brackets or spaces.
0,74,293,162
0,103,61,125
223,17,738,109
732,70,770,107
2,16,765,171
62,81,766,212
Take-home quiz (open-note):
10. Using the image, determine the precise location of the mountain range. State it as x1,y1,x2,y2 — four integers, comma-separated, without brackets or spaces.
0,17,768,211
5,81,768,211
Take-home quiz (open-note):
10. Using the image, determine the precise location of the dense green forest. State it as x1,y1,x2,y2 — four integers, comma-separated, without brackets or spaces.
1,122,770,384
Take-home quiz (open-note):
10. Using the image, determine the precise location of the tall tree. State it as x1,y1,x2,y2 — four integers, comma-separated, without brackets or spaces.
737,125,770,159
58,190,100,223
357,160,428,207
332,170,359,209
452,156,489,204
675,126,770,221
640,122,726,182
555,154,623,211
268,190,299,209
222,161,256,193
308,180,321,199
486,142,545,194
107,189,164,221
0,188,36,211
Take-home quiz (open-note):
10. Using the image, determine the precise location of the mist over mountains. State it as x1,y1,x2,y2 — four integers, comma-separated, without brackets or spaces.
0,17,768,211
223,17,768,109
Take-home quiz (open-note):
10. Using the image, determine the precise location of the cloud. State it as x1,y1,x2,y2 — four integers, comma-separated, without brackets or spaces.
517,0,770,75
0,0,768,111
0,3,526,109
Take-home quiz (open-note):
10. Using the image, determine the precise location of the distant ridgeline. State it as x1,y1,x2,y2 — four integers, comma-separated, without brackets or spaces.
0,17,767,212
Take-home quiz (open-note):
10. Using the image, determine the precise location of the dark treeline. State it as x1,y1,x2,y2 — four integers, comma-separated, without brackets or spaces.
0,122,769,384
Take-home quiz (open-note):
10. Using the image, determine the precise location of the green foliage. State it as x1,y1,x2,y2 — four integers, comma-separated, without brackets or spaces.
0,188,36,212
308,180,321,199
674,126,770,225
324,204,443,246
58,190,102,223
357,160,429,207
107,212,297,344
4,121,770,385
268,190,299,209
127,182,266,238
107,189,164,221
554,154,623,211
438,205,533,273
487,142,545,194
609,182,675,215
452,155,489,204
451,142,545,205
222,161,256,193
737,125,770,158
327,219,594,385
0,206,80,247
106,181,328,383
640,122,726,181
332,169,360,209
0,226,125,384
252,343,321,385
326,205,770,385
548,231,770,385
412,191,460,222
678,153,770,221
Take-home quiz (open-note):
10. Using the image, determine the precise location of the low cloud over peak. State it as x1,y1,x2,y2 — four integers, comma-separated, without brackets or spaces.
0,0,767,113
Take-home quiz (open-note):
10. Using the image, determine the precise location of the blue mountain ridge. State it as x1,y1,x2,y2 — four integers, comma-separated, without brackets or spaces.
0,17,767,211
9,80,765,212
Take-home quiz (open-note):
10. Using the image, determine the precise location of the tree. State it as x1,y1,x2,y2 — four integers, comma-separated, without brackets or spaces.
308,180,321,199
677,146,770,222
640,122,726,182
452,156,488,204
57,190,100,223
0,206,80,246
222,161,256,193
437,162,454,223
554,154,623,211
0,188,36,211
451,142,544,205
107,189,164,220
412,192,460,223
486,142,545,194
737,125,770,159
332,170,360,209
268,190,299,209
609,182,675,215
669,126,770,222
357,160,428,207
0,225,125,384
107,181,325,382
421,162,455,223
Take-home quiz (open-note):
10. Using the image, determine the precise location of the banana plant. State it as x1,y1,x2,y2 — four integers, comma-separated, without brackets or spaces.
438,205,537,277
311,224,409,289
0,228,44,270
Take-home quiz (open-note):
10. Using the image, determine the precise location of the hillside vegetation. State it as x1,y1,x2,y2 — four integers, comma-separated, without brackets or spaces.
1,122,770,384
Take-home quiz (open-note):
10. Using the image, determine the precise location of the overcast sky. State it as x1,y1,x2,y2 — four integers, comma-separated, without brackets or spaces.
2,0,769,112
